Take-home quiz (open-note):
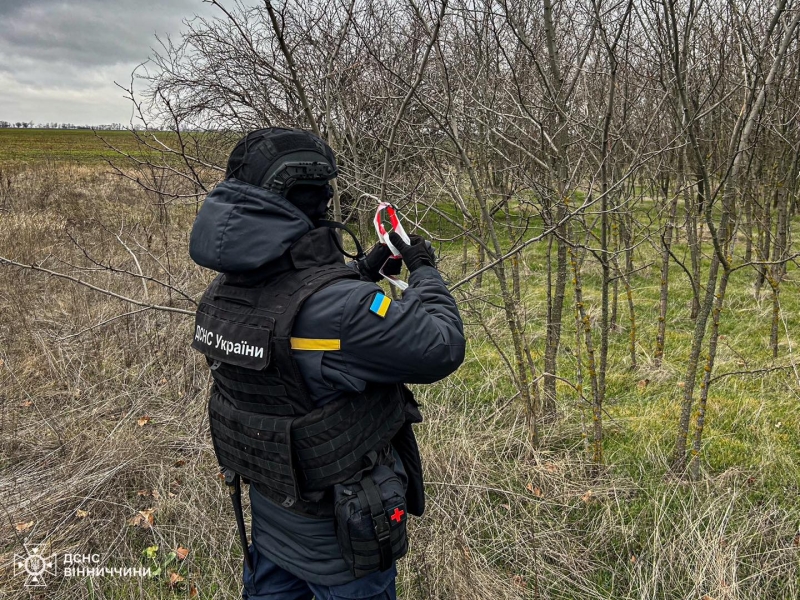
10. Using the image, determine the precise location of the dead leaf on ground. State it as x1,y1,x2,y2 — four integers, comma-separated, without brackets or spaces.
128,508,155,529
15,521,34,533
581,490,594,504
190,584,198,598
20,400,33,407
176,546,189,561
637,379,650,393
512,574,526,588
677,381,685,388
526,482,543,497
793,534,800,547
75,509,89,519
630,554,637,564
544,462,559,473
137,489,160,500
701,595,716,600
137,415,151,427
174,459,187,467
159,378,168,385
169,571,185,587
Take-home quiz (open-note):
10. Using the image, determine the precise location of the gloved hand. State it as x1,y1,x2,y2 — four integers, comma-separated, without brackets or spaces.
388,232,436,272
356,243,402,282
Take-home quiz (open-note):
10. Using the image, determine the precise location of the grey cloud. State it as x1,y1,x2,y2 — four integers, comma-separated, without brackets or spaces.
0,0,205,68
0,0,219,124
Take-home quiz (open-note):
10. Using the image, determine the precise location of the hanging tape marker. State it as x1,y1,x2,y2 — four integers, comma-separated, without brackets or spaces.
374,203,410,290
374,203,411,257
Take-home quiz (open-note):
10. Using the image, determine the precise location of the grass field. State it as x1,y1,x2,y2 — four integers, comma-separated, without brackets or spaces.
0,143,798,598
0,129,151,165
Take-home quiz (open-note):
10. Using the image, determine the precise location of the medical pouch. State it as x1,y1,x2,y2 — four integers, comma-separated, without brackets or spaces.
333,465,409,578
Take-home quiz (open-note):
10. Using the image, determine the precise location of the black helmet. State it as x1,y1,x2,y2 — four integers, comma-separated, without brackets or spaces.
225,127,338,195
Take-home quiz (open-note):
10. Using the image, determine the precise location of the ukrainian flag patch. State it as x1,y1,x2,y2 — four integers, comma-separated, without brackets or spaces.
369,292,391,318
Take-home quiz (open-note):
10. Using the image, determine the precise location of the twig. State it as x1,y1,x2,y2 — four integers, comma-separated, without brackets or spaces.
0,257,194,316
57,307,154,341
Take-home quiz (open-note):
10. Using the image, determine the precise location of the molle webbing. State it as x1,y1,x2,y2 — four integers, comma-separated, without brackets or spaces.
209,392,298,500
194,256,408,509
293,386,406,490
209,384,407,504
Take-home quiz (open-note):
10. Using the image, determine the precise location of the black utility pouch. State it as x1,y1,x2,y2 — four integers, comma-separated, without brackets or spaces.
333,465,409,578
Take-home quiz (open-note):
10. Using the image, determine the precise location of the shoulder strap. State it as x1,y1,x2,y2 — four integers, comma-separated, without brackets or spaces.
257,263,358,339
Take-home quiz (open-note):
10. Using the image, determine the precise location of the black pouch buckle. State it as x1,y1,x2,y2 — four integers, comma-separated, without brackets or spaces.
361,476,391,545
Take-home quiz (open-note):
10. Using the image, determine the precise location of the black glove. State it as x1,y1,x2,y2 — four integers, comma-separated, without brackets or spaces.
356,243,402,282
388,232,436,272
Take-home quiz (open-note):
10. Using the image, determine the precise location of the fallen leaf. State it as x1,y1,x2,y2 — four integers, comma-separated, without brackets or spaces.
462,545,471,560
512,574,526,588
137,489,160,499
676,381,685,388
20,400,33,407
190,584,198,598
581,490,594,504
168,492,177,499
500,503,510,510
169,572,185,587
128,508,155,529
793,534,800,547
75,509,89,519
526,483,543,498
174,459,187,467
544,462,559,473
159,378,168,385
630,554,637,564
137,415,151,427
15,521,34,533
176,546,189,561
637,379,650,392
701,595,715,600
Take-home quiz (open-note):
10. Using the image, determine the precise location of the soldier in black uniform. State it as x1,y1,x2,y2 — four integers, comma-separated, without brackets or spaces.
189,128,465,599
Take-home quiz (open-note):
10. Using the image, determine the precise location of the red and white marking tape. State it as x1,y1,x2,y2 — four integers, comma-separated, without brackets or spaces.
374,202,410,290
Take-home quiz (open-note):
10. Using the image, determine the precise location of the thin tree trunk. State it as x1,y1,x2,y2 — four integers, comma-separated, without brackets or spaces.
689,267,731,479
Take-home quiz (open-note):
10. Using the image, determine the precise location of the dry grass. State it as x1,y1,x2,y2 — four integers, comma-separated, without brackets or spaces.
1,165,798,599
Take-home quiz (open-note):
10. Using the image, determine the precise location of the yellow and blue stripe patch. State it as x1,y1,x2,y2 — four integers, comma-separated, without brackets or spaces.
369,292,391,318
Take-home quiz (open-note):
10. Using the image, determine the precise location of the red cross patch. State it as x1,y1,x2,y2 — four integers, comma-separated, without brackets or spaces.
390,507,405,523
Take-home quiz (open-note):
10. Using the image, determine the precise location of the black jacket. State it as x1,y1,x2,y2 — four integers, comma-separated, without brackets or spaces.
190,179,465,585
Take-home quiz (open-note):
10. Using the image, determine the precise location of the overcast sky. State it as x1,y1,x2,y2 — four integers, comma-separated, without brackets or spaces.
0,0,218,125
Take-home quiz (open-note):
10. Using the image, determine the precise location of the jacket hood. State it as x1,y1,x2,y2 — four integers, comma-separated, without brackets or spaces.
189,178,315,272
